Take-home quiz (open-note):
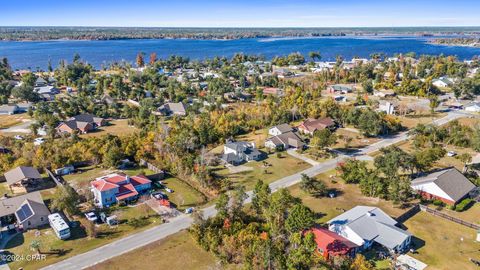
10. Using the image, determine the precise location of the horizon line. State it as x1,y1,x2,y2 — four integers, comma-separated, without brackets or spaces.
1,25,480,29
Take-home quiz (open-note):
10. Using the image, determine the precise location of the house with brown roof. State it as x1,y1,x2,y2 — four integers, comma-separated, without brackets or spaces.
57,120,94,134
298,118,336,136
158,102,187,116
411,168,476,205
71,114,106,127
0,191,50,230
265,123,304,150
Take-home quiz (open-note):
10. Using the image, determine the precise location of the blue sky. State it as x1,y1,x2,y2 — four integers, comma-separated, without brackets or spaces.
1,0,480,27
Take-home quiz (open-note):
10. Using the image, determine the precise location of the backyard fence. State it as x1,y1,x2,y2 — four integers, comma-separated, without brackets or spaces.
45,168,64,186
419,204,480,230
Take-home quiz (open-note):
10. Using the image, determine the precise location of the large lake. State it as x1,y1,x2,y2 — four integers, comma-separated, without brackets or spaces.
1,36,480,70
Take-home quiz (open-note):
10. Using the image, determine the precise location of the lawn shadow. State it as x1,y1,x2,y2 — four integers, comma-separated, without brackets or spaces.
4,233,24,249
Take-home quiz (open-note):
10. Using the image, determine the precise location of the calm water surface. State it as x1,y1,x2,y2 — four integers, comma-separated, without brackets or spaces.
1,36,480,69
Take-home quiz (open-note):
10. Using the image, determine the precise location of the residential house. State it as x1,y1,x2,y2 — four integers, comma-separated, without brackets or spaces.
4,166,42,188
34,77,48,87
0,105,19,115
268,123,293,136
328,206,412,253
71,114,106,127
328,84,354,94
411,168,476,205
309,227,358,260
465,103,480,113
91,173,152,208
432,77,454,88
158,102,187,116
0,191,50,230
373,90,396,98
298,118,336,136
221,141,262,165
378,101,397,115
57,120,94,134
265,124,304,150
262,87,284,97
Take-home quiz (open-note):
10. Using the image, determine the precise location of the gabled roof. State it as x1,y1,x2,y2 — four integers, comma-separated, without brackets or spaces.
266,131,304,148
91,179,119,192
328,206,411,250
271,123,293,134
71,114,104,124
0,191,47,217
115,183,138,201
299,118,335,132
411,168,476,203
309,227,357,255
4,166,42,185
130,175,152,186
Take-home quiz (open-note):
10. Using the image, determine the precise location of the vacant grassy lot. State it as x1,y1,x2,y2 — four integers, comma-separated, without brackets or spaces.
89,231,226,270
81,119,138,138
5,208,160,270
397,112,446,129
0,114,30,129
160,177,206,210
433,202,480,225
214,153,310,190
405,211,480,270
288,170,409,223
62,166,155,190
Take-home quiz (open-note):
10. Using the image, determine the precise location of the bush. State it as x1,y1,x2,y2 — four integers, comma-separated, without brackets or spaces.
128,217,150,228
455,198,474,212
432,199,445,206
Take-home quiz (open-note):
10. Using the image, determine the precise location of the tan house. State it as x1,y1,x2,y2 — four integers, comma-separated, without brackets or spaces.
0,191,50,230
298,118,336,136
57,120,94,134
4,166,42,188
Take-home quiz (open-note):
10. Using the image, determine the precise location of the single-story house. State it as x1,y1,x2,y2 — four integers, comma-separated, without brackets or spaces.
411,168,476,205
91,173,152,208
265,131,305,150
57,120,94,134
268,124,293,136
4,166,42,187
465,103,480,113
309,227,358,260
298,118,336,136
158,102,187,116
328,206,412,253
328,84,354,94
432,77,454,88
262,87,284,97
221,141,262,165
0,105,19,115
70,114,106,127
0,191,50,230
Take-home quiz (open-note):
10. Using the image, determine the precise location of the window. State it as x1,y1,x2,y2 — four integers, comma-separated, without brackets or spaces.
28,221,31,226
40,217,44,221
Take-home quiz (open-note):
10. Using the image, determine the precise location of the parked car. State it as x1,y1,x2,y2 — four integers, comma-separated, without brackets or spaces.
165,188,174,193
447,151,457,157
151,191,166,200
185,207,194,214
33,137,45,146
85,212,98,222
14,135,23,140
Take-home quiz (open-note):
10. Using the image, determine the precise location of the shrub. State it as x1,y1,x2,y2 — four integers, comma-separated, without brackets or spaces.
455,198,474,212
128,217,150,228
432,199,445,206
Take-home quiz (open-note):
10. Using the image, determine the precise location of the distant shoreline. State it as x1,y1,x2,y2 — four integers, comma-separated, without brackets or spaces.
1,26,480,42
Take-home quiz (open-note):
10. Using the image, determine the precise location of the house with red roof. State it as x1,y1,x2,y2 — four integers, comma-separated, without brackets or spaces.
91,173,152,208
308,227,358,260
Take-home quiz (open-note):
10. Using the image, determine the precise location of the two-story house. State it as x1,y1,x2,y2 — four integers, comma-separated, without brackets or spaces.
91,173,152,208
221,141,262,165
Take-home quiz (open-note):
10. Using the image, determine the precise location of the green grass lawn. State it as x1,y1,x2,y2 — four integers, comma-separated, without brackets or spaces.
288,170,409,223
213,153,311,190
62,166,155,189
405,211,480,270
160,177,206,210
80,119,139,138
0,113,31,129
5,207,160,270
88,231,229,270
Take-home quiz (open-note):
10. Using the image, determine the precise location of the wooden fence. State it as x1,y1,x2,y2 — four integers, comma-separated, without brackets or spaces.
419,204,480,230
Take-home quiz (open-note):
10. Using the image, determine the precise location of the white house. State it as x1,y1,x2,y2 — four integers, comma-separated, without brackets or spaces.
268,124,293,136
465,103,480,113
432,77,454,88
221,141,262,165
378,101,397,115
328,206,412,253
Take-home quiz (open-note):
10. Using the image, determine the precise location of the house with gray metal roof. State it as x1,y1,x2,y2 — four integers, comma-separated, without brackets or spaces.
411,168,476,205
328,206,412,253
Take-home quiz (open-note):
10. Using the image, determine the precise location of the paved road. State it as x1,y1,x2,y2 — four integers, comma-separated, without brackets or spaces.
41,111,466,270
0,120,33,134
